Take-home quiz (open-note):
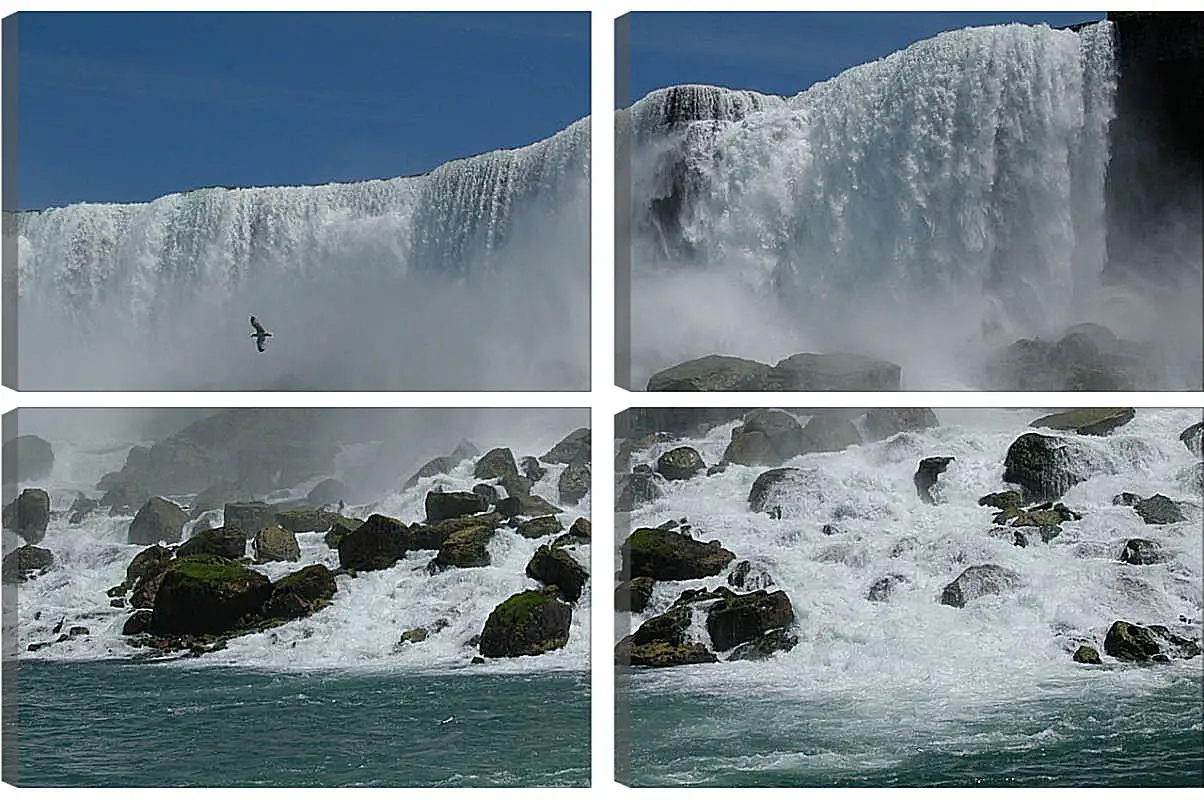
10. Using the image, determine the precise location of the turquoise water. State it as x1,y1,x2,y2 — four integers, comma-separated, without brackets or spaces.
8,660,589,787
619,671,1203,787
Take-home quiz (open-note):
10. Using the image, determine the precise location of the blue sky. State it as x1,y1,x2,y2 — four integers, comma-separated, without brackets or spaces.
14,12,589,210
626,11,1106,104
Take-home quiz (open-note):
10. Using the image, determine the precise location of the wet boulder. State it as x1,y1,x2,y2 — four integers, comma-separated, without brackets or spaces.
1,544,53,584
125,544,174,590
726,560,775,591
615,576,655,613
472,483,501,507
984,328,1156,391
914,457,955,505
514,493,563,517
1073,645,1102,664
862,408,939,442
646,355,770,392
978,490,1023,510
616,470,663,512
149,555,273,635
621,527,734,581
1030,407,1136,436
768,352,901,391
656,446,705,481
521,456,547,485
2,435,54,483
478,588,572,657
1002,433,1103,503
128,497,188,545
516,515,563,540
430,524,494,570
275,508,335,533
253,525,301,563
1133,494,1188,525
525,545,589,602
68,495,100,524
867,574,910,602
558,461,591,505
337,513,409,571
122,609,153,636
723,409,805,467
614,604,716,667
177,525,246,560
747,467,802,513
727,628,799,661
2,488,51,544
940,564,1022,608
223,503,278,541
552,517,591,547
705,589,795,652
800,412,862,454
541,427,591,466
1119,538,1165,565
305,478,349,508
260,564,337,620
474,448,522,485
425,489,488,522
323,516,362,550
100,479,149,516
1103,620,1201,662
405,511,503,551
403,455,458,490
1181,421,1204,458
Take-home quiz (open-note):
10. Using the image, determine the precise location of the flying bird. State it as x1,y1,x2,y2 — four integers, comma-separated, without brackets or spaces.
250,316,272,352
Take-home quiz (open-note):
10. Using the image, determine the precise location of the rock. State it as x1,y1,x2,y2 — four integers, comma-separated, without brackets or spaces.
726,560,775,591
2,488,51,544
914,457,955,504
2,435,55,482
472,483,500,506
768,352,902,391
526,546,589,602
478,588,572,657
274,508,335,533
656,447,705,481
148,555,273,635
628,408,748,439
705,589,795,652
723,409,806,467
514,493,563,517
337,514,410,571
1104,620,1202,662
122,609,153,636
940,564,1022,608
615,576,655,613
405,512,503,551
425,490,488,522
188,482,247,519
862,408,939,441
1181,421,1204,457
1119,538,1164,565
1113,492,1143,506
984,328,1156,391
541,428,591,466
1002,433,1101,503
1133,494,1187,525
495,496,521,518
821,523,842,536
621,528,734,581
222,503,278,541
430,524,494,570
68,626,89,637
130,565,172,610
68,494,100,524
520,456,547,485
305,478,349,508
552,517,591,547
260,564,337,620
558,461,591,505
474,448,521,484
1073,644,1102,664
1,544,53,583
177,526,246,560
727,628,799,661
324,517,362,550
615,638,718,668
747,467,802,513
646,355,770,392
128,497,188,545
1177,462,1204,494
867,574,909,602
403,455,458,490
516,515,563,539
1030,408,1136,436
253,525,301,563
979,490,1023,510
616,471,663,511
100,479,149,515
125,545,174,589
800,412,862,454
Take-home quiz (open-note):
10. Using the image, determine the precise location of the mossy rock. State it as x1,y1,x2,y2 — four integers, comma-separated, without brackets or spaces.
148,555,272,635
324,517,363,550
261,564,337,620
552,517,591,547
621,527,734,581
253,525,301,563
478,588,572,657
615,638,717,668
516,515,564,539
656,447,705,481
1073,644,1102,664
432,525,494,570
705,589,795,652
406,512,503,551
978,490,1023,510
275,508,335,533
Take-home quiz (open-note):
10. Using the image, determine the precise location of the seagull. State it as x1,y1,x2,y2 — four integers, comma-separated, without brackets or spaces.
250,315,272,352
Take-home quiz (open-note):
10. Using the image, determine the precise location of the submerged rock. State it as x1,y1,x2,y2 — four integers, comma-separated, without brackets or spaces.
940,565,1022,608
2,488,51,544
621,527,734,581
479,588,572,657
128,497,188,545
726,560,775,591
727,628,799,661
1119,538,1165,565
1029,408,1136,436
867,574,910,602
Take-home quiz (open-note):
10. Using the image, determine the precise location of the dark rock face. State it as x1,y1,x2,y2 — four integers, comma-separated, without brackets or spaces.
125,545,173,589
863,408,939,442
525,546,589,602
177,526,246,560
253,525,301,563
425,490,488,522
1119,538,1165,565
723,409,805,467
558,461,591,505
914,457,955,505
616,471,663,512
940,565,1022,608
514,493,563,517
431,525,494,570
705,589,795,652
3,436,54,483
521,456,548,486
274,508,334,534
726,560,775,591
1104,619,1202,662
727,628,799,661
100,479,149,515
405,512,502,551
472,483,500,506
768,353,901,391
800,413,862,454
149,556,273,635
626,408,748,439
337,514,410,571
305,478,349,508
479,589,572,657
553,517,591,547
615,576,655,613
867,574,910,602
656,447,705,481
646,355,770,392
1133,494,1188,525
1,544,54,583
1073,644,1102,664
324,517,362,551
979,490,1024,510
128,497,188,545
541,428,591,466
984,328,1157,391
404,455,458,490
474,448,521,484
622,528,734,581
614,604,716,667
747,468,802,513
1181,421,1204,457
1030,408,1136,436
516,515,564,540
223,503,278,541
68,494,99,524
261,564,337,620
3,488,51,544
1002,433,1099,503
